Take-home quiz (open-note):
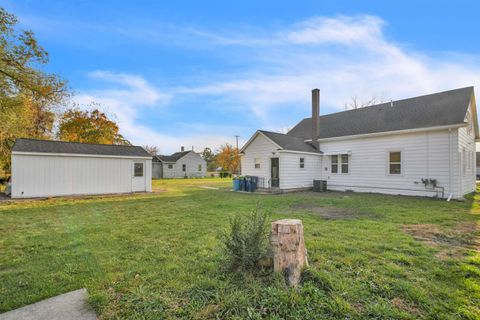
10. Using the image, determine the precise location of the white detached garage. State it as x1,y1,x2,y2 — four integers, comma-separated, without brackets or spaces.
11,138,152,198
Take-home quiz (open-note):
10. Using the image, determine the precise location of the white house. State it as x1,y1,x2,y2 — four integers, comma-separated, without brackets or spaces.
11,138,152,198
152,147,207,178
241,87,478,199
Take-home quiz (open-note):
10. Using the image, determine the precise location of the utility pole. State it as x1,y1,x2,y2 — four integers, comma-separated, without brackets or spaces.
235,135,241,175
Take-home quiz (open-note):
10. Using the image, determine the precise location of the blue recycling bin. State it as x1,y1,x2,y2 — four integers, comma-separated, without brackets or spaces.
239,178,246,191
245,178,252,192
250,176,258,192
233,178,240,191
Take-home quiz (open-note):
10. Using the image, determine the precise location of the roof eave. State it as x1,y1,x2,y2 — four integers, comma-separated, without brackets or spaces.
277,149,322,155
304,123,466,143
12,151,153,159
240,130,284,153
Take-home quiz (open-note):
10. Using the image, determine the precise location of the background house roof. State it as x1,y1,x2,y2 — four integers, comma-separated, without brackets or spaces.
12,138,151,157
288,87,475,140
258,130,319,153
157,151,192,162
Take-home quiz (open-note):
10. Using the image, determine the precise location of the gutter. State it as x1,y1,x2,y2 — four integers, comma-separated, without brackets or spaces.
278,150,322,156
304,123,466,143
12,151,152,160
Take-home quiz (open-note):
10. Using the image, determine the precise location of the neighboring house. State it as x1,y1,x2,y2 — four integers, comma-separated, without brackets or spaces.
241,87,478,199
11,138,152,198
152,147,207,178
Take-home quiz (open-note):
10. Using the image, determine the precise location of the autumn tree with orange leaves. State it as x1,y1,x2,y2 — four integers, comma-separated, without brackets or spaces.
216,143,240,174
58,109,129,145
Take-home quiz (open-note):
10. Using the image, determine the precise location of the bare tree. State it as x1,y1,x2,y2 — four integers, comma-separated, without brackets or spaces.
344,93,388,110
143,145,159,156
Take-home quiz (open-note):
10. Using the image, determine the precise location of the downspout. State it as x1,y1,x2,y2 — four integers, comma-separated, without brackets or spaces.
426,132,430,178
448,128,453,200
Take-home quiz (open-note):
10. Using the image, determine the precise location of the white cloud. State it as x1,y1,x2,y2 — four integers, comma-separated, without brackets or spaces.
73,71,237,154
185,15,480,126
73,15,480,151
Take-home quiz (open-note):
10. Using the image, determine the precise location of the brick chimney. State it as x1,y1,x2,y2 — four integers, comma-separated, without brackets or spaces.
311,89,320,150
181,146,185,152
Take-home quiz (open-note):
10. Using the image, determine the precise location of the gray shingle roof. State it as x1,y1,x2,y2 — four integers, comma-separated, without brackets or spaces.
259,130,319,153
157,151,191,162
288,87,474,140
12,138,151,157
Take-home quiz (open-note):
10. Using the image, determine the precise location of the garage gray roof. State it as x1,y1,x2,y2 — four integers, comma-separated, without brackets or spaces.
12,138,151,157
288,87,475,140
259,130,318,153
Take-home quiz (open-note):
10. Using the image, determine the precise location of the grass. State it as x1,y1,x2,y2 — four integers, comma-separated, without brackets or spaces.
0,178,479,319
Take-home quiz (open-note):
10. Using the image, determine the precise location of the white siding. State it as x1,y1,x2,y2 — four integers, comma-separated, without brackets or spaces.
241,133,279,188
457,104,477,195
279,152,321,189
319,129,458,198
162,152,206,178
241,126,474,198
12,154,152,198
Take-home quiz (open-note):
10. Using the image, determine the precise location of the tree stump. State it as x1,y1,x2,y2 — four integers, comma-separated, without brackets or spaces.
270,219,308,286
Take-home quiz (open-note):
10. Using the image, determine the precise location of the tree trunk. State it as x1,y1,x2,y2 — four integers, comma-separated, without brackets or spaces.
270,219,308,286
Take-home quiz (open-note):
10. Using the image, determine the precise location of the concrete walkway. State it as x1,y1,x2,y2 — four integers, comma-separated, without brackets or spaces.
0,289,96,320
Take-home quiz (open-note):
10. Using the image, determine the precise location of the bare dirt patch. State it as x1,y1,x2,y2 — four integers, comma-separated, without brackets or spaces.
402,222,479,260
390,297,421,316
289,203,373,220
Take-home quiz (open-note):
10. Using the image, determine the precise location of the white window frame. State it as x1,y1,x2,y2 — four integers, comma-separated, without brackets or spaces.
299,157,305,169
168,164,173,169
182,164,186,172
198,164,202,171
254,158,261,169
331,155,338,174
331,154,349,174
466,110,473,134
341,154,349,174
134,162,144,177
387,150,403,176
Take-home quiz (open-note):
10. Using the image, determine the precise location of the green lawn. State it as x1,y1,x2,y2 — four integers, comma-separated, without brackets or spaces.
0,178,479,319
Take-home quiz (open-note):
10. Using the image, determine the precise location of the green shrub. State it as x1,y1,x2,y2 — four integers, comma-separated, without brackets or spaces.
220,204,270,272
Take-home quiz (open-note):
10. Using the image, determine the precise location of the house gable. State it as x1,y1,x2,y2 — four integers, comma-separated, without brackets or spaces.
240,131,282,153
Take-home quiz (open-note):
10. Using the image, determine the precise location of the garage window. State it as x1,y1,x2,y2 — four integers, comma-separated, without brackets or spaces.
134,163,144,177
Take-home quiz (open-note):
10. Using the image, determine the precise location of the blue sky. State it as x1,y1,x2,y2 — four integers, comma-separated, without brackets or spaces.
3,1,480,153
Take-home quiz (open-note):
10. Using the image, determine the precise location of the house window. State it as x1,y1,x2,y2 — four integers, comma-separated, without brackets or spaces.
168,164,173,169
466,111,473,134
389,151,401,174
341,154,349,173
134,163,144,177
331,155,338,173
254,158,261,169
331,154,348,174
299,158,305,169
467,151,472,171
470,151,476,172
182,164,186,172
198,164,202,171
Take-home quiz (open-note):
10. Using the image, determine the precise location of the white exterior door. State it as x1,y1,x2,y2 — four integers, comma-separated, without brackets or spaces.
132,160,146,192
